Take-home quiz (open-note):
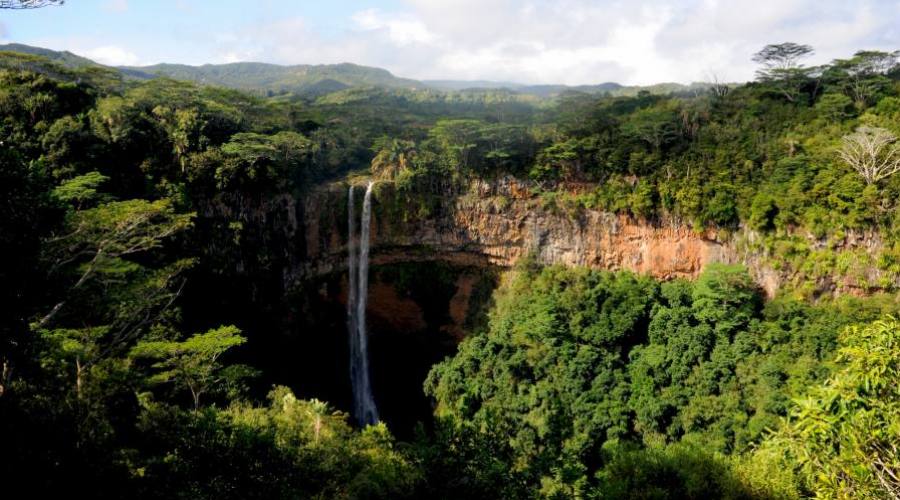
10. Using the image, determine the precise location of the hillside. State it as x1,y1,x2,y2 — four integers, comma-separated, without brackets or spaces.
0,42,101,68
0,44,718,99
0,44,427,95
118,61,427,96
424,79,717,97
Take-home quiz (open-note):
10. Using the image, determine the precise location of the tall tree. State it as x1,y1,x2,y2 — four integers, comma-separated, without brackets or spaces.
830,50,900,108
39,198,192,328
426,265,658,489
131,325,250,409
752,43,815,102
370,138,418,181
621,105,679,152
428,120,482,171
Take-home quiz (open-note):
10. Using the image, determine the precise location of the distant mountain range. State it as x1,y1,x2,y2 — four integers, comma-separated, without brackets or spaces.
0,43,714,98
423,80,629,97
118,62,426,95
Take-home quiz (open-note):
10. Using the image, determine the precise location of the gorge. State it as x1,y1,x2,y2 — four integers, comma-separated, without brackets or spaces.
186,173,899,439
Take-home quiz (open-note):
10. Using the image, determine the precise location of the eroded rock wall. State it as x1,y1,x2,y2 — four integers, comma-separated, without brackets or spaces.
293,177,752,289
200,176,894,300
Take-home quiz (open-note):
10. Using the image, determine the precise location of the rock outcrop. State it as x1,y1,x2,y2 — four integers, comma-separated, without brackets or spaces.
294,177,750,289
199,176,894,300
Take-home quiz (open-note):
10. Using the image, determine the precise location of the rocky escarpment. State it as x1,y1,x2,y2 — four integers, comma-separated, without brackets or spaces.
294,177,757,289
199,176,894,300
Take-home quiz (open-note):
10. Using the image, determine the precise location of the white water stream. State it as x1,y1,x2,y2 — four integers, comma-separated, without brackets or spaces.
347,182,379,426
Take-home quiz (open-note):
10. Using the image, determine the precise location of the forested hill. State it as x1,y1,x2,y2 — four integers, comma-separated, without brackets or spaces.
0,43,424,95
425,79,714,97
0,42,101,68
118,61,426,96
0,43,707,98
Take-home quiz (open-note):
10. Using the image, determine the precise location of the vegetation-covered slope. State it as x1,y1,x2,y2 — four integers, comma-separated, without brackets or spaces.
0,42,102,68
119,61,426,97
425,263,898,497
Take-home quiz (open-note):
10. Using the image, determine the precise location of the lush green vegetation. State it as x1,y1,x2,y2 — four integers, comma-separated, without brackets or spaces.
425,262,899,497
369,45,900,295
2,43,900,498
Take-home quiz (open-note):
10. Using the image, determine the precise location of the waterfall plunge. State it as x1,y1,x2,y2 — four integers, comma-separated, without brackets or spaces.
347,182,379,426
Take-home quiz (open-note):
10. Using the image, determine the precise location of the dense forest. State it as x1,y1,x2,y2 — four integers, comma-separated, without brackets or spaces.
2,40,900,499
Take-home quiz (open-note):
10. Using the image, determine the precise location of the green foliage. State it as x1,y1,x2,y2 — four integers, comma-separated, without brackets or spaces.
628,265,760,449
52,170,109,207
829,50,899,109
816,93,854,121
764,317,900,498
531,136,601,182
0,147,58,382
42,198,193,323
748,192,778,230
621,102,679,151
131,386,421,499
593,441,797,499
38,326,109,394
427,263,898,494
426,265,659,487
752,43,816,103
196,130,314,190
131,325,251,409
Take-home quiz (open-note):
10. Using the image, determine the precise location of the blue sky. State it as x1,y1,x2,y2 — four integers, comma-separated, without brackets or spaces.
2,0,899,85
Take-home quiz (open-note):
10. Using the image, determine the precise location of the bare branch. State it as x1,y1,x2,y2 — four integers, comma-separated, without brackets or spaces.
838,126,900,185
0,0,63,8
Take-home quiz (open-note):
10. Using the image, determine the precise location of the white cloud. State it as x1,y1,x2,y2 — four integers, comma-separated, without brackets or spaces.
352,9,437,46
654,0,891,82
221,51,250,64
83,45,140,66
104,0,128,13
210,0,900,85
11,0,900,84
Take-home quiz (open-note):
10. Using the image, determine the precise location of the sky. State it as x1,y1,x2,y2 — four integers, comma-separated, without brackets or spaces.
1,0,899,86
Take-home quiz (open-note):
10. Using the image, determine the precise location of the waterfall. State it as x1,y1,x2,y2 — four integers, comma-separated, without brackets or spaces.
347,185,360,420
347,182,379,426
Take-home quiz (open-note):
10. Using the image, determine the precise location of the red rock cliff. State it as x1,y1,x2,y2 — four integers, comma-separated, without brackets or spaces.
295,177,750,288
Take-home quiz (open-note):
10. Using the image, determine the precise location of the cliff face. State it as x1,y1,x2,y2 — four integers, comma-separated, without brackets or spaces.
294,177,751,289
200,176,892,302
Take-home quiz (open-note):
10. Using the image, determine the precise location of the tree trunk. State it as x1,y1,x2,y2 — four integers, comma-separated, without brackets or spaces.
38,248,104,328
0,359,11,397
37,301,66,329
314,415,322,445
75,357,83,398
